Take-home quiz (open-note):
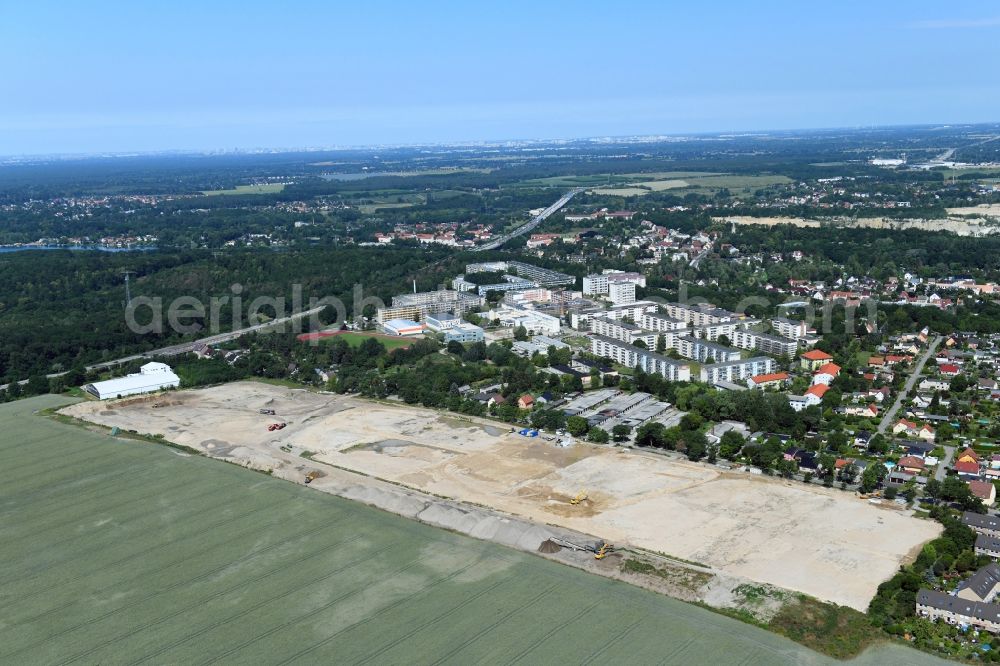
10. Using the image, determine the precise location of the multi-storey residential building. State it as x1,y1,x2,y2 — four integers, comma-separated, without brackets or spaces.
570,302,659,330
730,330,799,357
673,336,743,363
589,315,659,349
582,270,646,295
590,335,691,382
699,357,777,384
639,312,688,333
771,316,810,339
378,289,483,323
464,261,575,287
608,281,636,305
689,321,741,341
660,302,737,326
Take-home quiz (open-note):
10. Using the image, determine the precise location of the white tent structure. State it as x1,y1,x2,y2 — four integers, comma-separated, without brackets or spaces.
84,362,180,400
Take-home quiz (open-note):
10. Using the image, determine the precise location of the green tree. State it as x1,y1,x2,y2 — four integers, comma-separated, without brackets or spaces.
859,462,887,493
611,424,632,442
587,428,609,444
635,421,666,448
566,415,589,437
718,430,745,460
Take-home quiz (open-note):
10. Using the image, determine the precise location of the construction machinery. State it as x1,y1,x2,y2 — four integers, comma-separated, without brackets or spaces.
304,470,321,484
569,489,588,505
594,542,614,560
259,409,276,415
267,423,286,432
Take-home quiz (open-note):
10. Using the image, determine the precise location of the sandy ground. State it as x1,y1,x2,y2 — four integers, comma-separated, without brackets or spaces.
947,203,1000,218
717,214,1000,236
62,382,941,611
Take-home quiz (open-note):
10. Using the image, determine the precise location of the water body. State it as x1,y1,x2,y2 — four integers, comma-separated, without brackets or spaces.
0,245,157,253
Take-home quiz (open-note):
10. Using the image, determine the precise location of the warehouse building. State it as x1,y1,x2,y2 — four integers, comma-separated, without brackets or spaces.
84,362,180,400
382,318,425,336
442,323,485,344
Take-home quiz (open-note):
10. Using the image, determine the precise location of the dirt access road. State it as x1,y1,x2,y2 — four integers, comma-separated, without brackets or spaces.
63,382,941,611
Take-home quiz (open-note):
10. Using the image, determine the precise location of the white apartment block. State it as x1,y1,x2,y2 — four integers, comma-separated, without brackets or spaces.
589,316,659,348
591,335,691,382
700,357,777,384
660,302,737,326
582,270,646,295
639,312,688,333
608,281,636,305
672,336,743,363
689,321,741,341
730,330,799,358
570,302,658,330
771,317,810,339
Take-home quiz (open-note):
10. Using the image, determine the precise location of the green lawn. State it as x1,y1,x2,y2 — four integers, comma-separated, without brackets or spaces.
201,183,287,196
319,331,415,351
0,396,944,665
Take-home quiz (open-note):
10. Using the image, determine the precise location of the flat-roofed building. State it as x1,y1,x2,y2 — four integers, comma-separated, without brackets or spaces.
608,281,636,305
590,335,691,382
771,316,810,339
660,302,737,326
700,357,777,384
84,362,180,400
730,330,799,358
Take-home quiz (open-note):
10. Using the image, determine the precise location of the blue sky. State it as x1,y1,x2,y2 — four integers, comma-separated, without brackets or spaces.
1,1,999,155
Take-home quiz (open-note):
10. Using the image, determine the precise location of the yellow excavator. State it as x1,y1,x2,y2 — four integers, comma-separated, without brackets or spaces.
569,489,588,505
594,542,613,560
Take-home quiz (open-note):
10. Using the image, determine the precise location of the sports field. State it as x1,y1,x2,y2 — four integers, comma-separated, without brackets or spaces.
1,396,942,665
295,330,415,351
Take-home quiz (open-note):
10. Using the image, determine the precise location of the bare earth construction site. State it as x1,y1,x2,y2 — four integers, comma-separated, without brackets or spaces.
62,381,941,612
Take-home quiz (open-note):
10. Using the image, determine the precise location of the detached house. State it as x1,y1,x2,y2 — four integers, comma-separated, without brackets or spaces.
800,349,833,371
812,363,841,386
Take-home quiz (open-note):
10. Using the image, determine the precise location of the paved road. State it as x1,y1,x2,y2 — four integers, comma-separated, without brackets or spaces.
689,244,713,268
0,305,326,391
936,445,956,482
474,188,583,251
876,334,942,435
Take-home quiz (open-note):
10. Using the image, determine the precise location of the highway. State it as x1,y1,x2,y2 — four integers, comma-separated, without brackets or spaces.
0,305,326,392
876,334,942,435
473,188,583,252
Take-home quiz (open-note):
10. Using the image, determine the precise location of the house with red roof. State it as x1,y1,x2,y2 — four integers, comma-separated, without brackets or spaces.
844,403,878,418
801,349,833,370
746,372,790,389
955,459,981,479
898,455,926,474
970,480,997,507
939,363,961,377
893,419,918,436
812,362,841,386
917,423,935,442
517,394,534,410
803,383,829,406
957,448,981,464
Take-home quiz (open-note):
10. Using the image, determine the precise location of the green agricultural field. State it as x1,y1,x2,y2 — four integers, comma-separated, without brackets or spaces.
201,183,287,196
0,396,944,665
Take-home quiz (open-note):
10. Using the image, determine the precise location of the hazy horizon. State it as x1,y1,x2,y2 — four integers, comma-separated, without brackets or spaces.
3,1,1000,155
